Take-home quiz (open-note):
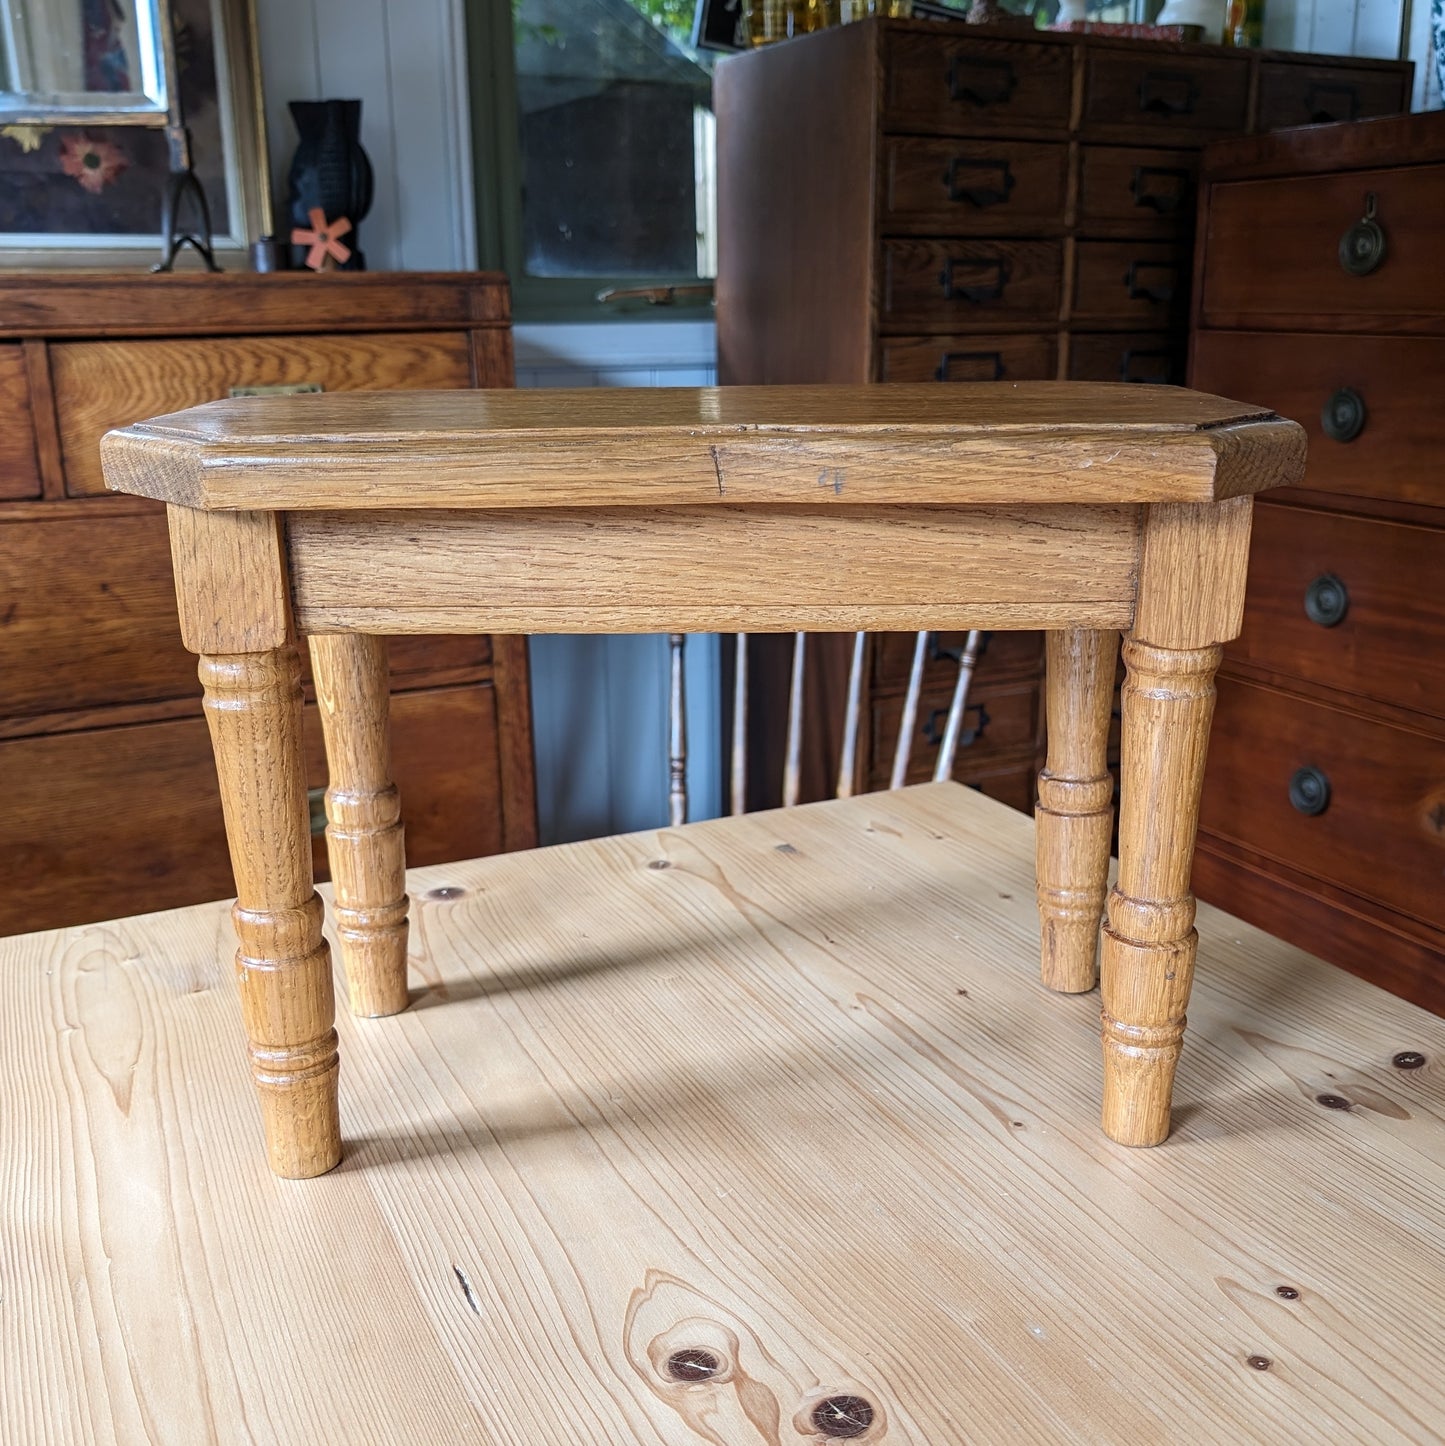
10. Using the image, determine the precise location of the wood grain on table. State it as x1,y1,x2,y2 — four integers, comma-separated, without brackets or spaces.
4,784,1442,1443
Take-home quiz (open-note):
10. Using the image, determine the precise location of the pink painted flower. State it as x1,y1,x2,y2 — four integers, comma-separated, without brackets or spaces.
58,134,128,194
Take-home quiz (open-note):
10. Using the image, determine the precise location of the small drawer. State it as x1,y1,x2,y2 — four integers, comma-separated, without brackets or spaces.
1082,50,1249,140
881,138,1068,236
870,678,1041,789
1077,147,1198,238
876,333,1056,384
53,331,475,496
1200,677,1445,929
1229,502,1445,722
872,629,1044,692
884,33,1071,136
880,239,1062,331
1256,62,1407,132
0,683,505,936
1068,331,1183,385
1199,166,1443,328
1189,332,1445,508
1073,242,1188,326
0,343,42,499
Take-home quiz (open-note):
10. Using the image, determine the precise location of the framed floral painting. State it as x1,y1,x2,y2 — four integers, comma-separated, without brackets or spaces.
0,0,268,267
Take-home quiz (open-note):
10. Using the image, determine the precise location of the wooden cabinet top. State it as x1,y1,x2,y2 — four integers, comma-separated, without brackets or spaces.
0,271,512,339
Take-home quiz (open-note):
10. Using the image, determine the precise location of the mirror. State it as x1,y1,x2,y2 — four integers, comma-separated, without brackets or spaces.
0,0,173,125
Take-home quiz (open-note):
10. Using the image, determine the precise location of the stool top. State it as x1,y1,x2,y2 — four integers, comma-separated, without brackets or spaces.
102,382,1305,512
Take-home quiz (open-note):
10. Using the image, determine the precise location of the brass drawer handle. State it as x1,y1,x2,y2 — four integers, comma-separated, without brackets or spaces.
1119,347,1175,385
1137,69,1198,117
1304,573,1349,628
935,350,1004,383
1321,386,1366,443
945,156,1015,209
1130,164,1192,215
947,55,1017,107
939,256,1009,304
229,381,325,398
1288,766,1331,817
1305,81,1359,124
307,786,328,837
1339,192,1385,276
1125,259,1177,304
923,703,989,750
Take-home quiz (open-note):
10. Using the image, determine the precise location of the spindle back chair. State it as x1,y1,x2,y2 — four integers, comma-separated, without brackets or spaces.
101,382,1305,1178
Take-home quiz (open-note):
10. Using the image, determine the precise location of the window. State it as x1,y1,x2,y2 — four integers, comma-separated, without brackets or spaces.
467,0,717,318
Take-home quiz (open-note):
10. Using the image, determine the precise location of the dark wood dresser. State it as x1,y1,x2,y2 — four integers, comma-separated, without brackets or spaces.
715,16,1410,810
1189,113,1445,1013
0,273,536,936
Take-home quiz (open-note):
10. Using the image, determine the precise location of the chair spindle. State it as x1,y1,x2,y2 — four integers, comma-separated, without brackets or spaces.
668,633,687,827
731,632,748,816
783,631,807,807
889,630,929,791
933,630,984,783
836,630,867,800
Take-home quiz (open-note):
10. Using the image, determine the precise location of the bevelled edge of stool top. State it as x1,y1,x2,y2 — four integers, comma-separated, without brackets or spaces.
100,382,1307,512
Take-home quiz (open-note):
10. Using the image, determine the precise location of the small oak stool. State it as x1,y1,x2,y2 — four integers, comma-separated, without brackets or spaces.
103,384,1304,1178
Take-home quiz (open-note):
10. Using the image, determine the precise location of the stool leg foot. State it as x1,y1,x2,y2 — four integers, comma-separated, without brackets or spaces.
310,634,409,1018
201,648,341,1179
1036,628,1118,993
1100,639,1220,1147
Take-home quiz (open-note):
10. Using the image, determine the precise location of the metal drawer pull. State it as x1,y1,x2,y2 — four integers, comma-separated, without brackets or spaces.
1339,192,1385,276
1305,81,1359,124
307,786,328,837
1130,164,1191,214
945,156,1015,208
1288,766,1331,817
1321,386,1366,443
947,55,1017,107
1119,347,1174,385
923,702,989,751
1304,573,1349,628
1125,259,1177,303
1137,69,1198,116
935,350,1004,383
939,256,1009,304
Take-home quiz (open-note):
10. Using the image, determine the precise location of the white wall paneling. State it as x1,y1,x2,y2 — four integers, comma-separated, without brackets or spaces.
253,0,476,270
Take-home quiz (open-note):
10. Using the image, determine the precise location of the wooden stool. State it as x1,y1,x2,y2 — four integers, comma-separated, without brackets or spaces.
102,384,1304,1177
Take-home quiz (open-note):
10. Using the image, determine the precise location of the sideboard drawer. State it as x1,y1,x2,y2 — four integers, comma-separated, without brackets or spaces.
1200,165,1443,327
1069,330,1183,384
0,682,505,936
1201,678,1445,929
53,331,475,495
876,332,1055,383
1077,146,1197,238
1189,331,1445,508
884,32,1070,136
872,628,1044,692
881,137,1067,235
1256,62,1409,132
870,677,1040,788
1229,503,1445,721
0,343,42,499
1082,50,1250,140
880,239,1062,330
1073,241,1188,326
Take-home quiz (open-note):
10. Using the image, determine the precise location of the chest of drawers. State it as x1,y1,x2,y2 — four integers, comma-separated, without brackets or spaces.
715,16,1408,810
1188,113,1445,1013
0,273,537,936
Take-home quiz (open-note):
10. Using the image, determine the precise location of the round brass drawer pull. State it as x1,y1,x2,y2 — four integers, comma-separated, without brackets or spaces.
1304,572,1349,628
1289,766,1331,817
1321,387,1366,443
1339,192,1385,276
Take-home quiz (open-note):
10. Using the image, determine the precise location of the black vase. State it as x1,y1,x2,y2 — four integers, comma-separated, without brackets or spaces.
287,99,375,271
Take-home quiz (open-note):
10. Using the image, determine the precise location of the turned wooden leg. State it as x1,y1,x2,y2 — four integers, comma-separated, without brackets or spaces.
1099,639,1220,1146
201,647,341,1178
1036,628,1119,993
309,634,409,1017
